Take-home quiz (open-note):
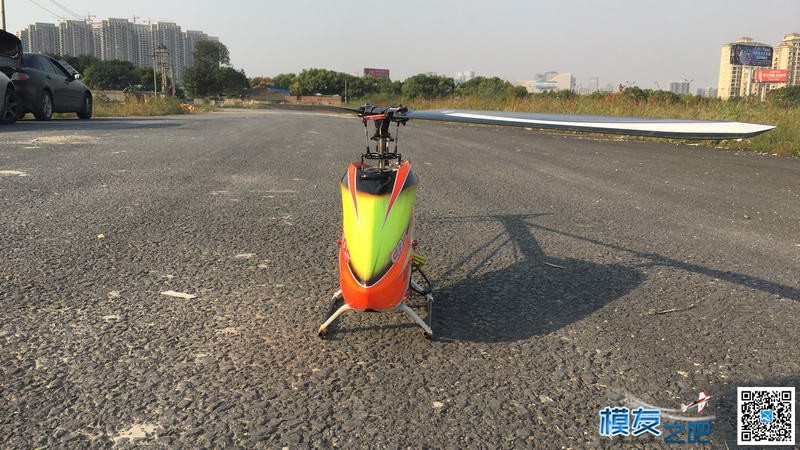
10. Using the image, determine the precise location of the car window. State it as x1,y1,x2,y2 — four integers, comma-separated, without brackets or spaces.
45,58,71,77
23,54,47,71
58,59,79,76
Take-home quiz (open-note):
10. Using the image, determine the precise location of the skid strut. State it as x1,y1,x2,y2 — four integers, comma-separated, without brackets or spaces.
317,287,434,338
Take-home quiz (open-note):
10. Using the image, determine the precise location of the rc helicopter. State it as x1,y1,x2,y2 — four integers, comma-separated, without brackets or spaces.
317,105,774,339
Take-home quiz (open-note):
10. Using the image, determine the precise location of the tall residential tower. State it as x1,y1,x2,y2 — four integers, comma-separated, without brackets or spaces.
773,33,800,88
717,37,772,100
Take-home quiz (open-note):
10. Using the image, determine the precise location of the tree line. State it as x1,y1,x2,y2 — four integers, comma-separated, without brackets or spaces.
249,68,529,100
51,46,800,106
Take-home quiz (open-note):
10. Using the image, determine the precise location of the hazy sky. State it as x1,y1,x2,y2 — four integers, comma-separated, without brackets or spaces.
5,0,799,90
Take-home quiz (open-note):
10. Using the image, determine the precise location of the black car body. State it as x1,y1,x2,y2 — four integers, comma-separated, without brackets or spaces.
0,30,92,120
0,30,21,123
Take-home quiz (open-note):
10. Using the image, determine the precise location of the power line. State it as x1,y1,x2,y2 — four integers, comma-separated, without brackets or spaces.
48,0,82,20
27,0,66,21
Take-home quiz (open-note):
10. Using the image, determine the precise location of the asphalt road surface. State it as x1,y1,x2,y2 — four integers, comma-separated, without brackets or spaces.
1,110,798,449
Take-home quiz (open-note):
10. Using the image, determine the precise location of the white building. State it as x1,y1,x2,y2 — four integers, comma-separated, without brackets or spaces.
59,20,94,57
669,81,690,94
588,77,599,93
18,22,59,54
152,22,186,84
96,18,135,62
454,70,475,84
518,72,575,94
132,24,154,68
184,30,214,68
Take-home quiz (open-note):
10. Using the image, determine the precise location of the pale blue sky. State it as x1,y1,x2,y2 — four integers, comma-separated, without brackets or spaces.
5,0,799,90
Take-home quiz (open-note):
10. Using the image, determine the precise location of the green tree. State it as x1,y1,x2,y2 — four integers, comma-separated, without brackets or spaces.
456,76,527,100
290,68,345,96
83,60,139,90
272,73,296,90
401,73,455,99
184,41,245,97
513,85,529,98
766,85,800,107
221,67,249,96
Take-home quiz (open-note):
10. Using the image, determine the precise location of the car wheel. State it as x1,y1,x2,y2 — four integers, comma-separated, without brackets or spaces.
77,94,92,120
0,87,20,124
34,91,53,121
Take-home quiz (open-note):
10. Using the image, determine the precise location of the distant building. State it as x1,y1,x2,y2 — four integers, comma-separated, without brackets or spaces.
184,30,212,68
717,37,772,100
96,18,135,62
517,79,556,93
772,33,800,88
669,81,690,94
132,23,153,67
518,72,575,93
152,22,186,84
588,77,599,93
550,73,575,91
59,20,94,57
18,22,59,54
454,70,475,85
15,18,220,86
695,87,718,98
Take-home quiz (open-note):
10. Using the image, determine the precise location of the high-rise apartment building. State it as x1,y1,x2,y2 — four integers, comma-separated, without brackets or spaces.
454,71,475,85
669,81,690,94
717,37,772,100
18,22,59,54
132,23,154,67
91,22,103,57
96,18,135,62
184,30,211,68
59,20,94,57
772,33,800,88
152,22,186,84
588,77,599,93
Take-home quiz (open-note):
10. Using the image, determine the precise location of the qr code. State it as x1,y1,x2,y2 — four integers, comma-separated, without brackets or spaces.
738,387,795,446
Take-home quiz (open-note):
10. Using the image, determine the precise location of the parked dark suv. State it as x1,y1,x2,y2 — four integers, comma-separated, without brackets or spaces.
0,31,92,120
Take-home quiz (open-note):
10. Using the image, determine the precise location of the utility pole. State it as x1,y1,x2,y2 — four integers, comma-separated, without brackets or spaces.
152,45,170,96
152,51,158,97
1,0,7,31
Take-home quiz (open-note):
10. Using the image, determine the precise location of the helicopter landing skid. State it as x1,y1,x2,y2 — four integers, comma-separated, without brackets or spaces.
317,284,433,339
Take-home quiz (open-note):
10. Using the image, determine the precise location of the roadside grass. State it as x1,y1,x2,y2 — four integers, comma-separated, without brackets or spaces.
92,97,187,117
39,97,220,119
356,94,799,156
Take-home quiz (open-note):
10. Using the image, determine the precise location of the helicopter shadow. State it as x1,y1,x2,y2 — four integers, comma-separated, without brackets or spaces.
431,214,645,343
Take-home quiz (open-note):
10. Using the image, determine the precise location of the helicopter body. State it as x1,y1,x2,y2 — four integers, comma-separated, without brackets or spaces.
338,161,417,311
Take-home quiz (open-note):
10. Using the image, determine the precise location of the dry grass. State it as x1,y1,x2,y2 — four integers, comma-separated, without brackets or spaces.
359,93,799,156
92,97,187,117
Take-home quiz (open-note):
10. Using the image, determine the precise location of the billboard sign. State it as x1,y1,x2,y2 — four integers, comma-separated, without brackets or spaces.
730,44,773,67
753,69,788,83
364,68,390,79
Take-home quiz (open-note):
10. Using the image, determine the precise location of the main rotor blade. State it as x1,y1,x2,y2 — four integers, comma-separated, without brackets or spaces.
400,109,775,140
